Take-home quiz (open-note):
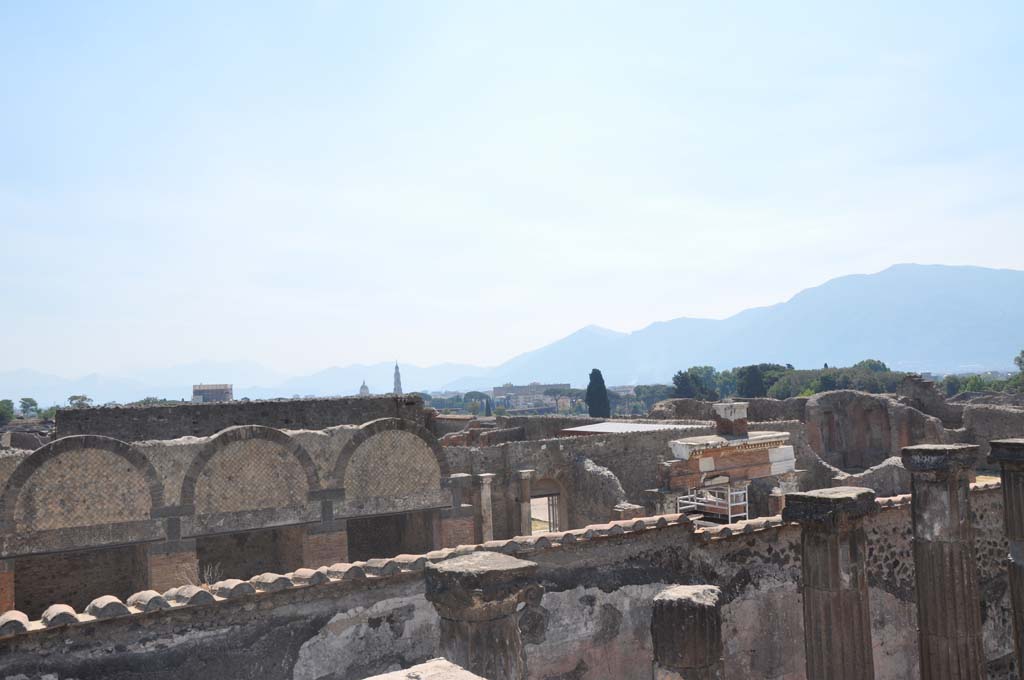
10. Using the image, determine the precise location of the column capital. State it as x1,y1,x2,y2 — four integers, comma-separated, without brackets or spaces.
901,444,980,474
425,552,538,622
475,473,496,486
990,439,1024,465
515,469,536,481
783,486,876,529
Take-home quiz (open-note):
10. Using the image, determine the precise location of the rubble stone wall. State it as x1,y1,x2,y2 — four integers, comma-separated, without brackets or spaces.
0,485,1010,680
963,404,1024,457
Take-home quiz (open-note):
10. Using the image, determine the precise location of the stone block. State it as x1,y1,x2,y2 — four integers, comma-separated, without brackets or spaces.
0,610,28,636
164,585,215,606
41,603,78,627
212,579,256,599
126,590,171,612
783,486,877,527
362,658,487,679
290,568,328,586
249,572,293,592
327,563,366,580
85,595,130,619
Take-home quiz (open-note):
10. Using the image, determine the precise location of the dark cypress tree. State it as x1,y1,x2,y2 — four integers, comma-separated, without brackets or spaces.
585,368,611,417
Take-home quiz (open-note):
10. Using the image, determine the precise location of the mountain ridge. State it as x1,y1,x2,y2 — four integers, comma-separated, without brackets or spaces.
3,264,1021,405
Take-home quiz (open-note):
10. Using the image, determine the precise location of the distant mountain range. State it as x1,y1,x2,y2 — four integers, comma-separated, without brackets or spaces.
3,264,1022,406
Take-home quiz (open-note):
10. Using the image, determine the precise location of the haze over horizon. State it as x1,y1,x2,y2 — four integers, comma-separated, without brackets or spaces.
3,2,1023,378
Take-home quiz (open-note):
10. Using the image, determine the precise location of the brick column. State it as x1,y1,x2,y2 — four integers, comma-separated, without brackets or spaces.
439,474,476,548
783,486,877,680
651,584,723,680
145,539,200,593
474,473,495,543
514,469,535,537
292,521,348,569
989,438,1024,671
0,559,14,612
901,444,985,680
425,552,540,680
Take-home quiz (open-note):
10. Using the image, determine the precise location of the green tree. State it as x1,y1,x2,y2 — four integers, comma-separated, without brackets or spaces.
19,397,38,416
1015,350,1024,373
67,395,93,409
635,384,673,410
942,375,962,397
735,365,766,398
585,369,611,418
672,370,698,398
38,404,58,420
0,400,13,426
852,359,890,373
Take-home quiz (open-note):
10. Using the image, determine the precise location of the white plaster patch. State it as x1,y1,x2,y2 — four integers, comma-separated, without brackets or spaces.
768,445,795,463
699,457,716,472
769,460,796,475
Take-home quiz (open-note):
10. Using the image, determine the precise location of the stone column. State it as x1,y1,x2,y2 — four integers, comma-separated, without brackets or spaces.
0,559,14,612
989,438,1024,670
514,469,535,537
439,474,476,548
425,551,540,680
651,584,724,680
901,444,985,680
474,473,496,543
783,486,877,680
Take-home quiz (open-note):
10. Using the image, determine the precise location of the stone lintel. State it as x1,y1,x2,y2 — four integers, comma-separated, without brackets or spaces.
989,439,1024,465
306,519,348,535
901,444,980,474
146,538,197,556
783,486,877,527
308,488,345,501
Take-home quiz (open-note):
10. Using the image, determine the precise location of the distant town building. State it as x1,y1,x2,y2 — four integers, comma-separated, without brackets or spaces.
393,363,403,396
492,382,570,409
359,381,370,396
192,384,233,403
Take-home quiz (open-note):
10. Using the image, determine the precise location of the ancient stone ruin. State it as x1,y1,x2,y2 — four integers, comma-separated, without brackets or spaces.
0,387,1021,678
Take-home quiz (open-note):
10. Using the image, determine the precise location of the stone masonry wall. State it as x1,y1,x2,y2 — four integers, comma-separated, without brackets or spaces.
0,485,1010,680
55,395,425,441
0,419,448,561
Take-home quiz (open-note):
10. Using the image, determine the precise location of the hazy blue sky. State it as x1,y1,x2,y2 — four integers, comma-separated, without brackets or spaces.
2,1,1022,378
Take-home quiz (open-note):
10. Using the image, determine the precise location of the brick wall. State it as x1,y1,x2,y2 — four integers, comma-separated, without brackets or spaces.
14,544,148,618
438,513,476,548
55,395,425,441
277,526,348,570
196,530,293,582
0,562,13,613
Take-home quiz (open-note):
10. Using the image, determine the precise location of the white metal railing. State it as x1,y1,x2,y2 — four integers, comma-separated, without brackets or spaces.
677,483,749,524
